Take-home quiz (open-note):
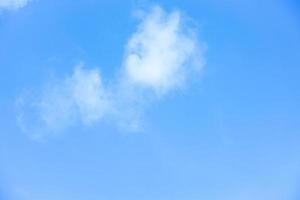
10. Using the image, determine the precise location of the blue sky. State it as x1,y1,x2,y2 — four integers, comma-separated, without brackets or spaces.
1,0,300,200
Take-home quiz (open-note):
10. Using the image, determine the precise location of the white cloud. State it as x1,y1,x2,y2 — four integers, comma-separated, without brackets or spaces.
17,6,205,138
67,65,112,124
123,6,203,95
0,0,30,10
17,65,112,139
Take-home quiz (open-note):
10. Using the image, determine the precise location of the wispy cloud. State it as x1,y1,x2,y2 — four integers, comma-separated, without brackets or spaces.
17,6,205,138
17,64,112,139
0,0,31,10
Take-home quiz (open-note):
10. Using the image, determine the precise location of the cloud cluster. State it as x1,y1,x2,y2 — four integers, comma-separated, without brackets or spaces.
0,0,30,10
17,6,204,138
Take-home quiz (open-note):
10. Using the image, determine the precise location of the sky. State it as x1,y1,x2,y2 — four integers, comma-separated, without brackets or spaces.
0,0,300,200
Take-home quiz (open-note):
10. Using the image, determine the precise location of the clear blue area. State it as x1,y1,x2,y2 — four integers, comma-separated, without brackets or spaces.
1,0,300,199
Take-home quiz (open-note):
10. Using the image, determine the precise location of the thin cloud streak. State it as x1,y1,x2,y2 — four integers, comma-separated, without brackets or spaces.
0,0,31,10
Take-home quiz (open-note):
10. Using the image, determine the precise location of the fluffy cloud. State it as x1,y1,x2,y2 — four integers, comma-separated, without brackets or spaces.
123,6,203,95
17,6,204,138
0,0,30,10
